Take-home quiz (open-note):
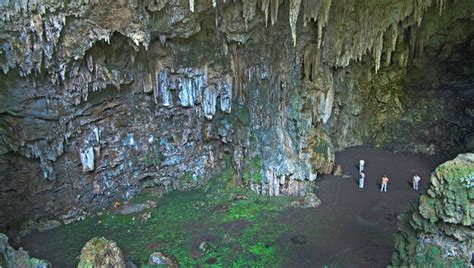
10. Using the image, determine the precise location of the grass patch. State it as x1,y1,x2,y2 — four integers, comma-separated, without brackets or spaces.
25,165,296,267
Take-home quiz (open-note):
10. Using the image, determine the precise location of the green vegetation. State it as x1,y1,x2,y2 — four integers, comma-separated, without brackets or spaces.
392,154,474,266
414,245,466,268
31,164,297,267
181,171,195,183
312,139,330,158
144,144,163,168
242,154,264,185
77,237,124,268
231,104,251,127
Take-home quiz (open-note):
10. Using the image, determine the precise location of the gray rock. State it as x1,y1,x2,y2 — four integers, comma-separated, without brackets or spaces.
0,233,51,267
148,252,178,267
37,220,62,233
301,193,322,209
78,237,125,268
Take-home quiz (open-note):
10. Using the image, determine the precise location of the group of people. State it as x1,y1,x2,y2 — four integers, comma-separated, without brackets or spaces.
357,159,421,192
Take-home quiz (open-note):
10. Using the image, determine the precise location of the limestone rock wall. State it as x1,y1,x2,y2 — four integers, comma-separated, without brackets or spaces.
0,0,473,229
392,153,474,266
0,233,50,267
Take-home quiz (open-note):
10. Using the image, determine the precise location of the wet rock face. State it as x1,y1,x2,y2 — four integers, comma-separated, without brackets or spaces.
0,233,50,267
392,153,474,266
0,1,473,228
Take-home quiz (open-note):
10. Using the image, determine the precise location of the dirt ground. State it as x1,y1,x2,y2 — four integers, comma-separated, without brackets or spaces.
281,146,441,267
18,146,442,267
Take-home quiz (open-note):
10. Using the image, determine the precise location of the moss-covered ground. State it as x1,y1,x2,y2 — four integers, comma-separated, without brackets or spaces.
25,167,298,267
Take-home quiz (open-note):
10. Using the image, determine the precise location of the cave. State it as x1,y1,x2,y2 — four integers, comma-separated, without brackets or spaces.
0,0,473,267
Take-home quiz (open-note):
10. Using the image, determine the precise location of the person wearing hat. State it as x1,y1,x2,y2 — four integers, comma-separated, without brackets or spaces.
359,159,365,173
413,174,421,190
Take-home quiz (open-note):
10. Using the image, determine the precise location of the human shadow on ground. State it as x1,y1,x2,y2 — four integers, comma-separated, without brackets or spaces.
353,177,360,186
376,182,382,190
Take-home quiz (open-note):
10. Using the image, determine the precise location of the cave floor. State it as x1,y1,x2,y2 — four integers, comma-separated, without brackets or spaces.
19,146,441,267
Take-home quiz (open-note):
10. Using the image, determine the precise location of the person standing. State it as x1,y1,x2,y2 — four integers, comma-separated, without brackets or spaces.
381,175,389,192
359,159,365,173
413,174,421,190
359,171,365,188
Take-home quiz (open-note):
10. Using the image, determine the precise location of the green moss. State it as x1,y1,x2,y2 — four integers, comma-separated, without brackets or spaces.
228,103,251,127
392,155,473,266
242,154,263,185
181,172,195,183
414,245,466,268
312,139,330,158
144,144,163,168
29,163,294,267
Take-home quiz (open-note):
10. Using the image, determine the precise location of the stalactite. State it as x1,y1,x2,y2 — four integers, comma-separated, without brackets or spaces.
86,53,94,72
302,0,321,26
243,0,257,30
231,53,243,102
270,0,279,25
189,0,194,12
157,67,173,107
289,0,301,46
385,23,398,66
415,37,424,59
220,74,233,113
203,85,218,119
142,71,154,93
319,0,331,48
80,146,95,172
260,0,270,26
437,0,447,15
373,30,384,73
303,44,320,81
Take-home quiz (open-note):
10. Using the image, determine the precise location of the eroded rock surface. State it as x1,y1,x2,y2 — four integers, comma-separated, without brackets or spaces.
0,0,473,231
0,233,51,268
392,153,474,266
78,236,126,268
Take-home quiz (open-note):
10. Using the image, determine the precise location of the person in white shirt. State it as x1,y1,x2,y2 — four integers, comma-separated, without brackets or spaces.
359,159,365,173
359,171,365,188
413,174,421,190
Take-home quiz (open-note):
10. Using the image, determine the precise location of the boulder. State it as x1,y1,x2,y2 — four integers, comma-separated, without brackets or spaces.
333,164,343,176
289,193,322,209
0,233,51,268
78,237,126,268
148,252,179,267
301,193,322,208
392,153,474,266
